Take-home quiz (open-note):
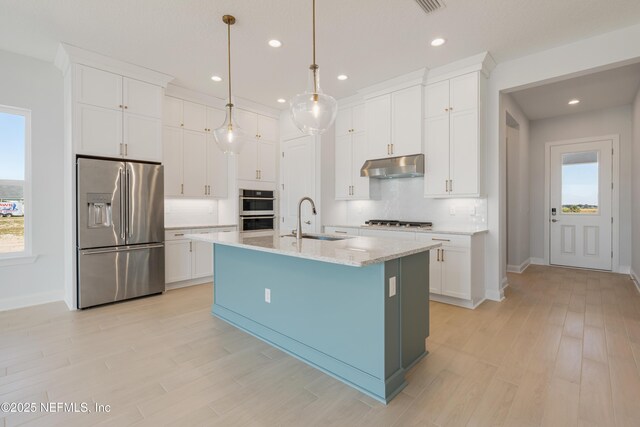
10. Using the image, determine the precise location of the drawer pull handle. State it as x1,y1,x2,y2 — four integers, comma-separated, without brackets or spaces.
334,231,347,234
432,238,450,242
174,233,184,236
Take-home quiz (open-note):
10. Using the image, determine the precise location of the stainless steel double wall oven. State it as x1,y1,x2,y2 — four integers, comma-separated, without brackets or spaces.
239,189,275,231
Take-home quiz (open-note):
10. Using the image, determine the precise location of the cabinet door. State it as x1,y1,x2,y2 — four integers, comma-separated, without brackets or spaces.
352,104,366,133
351,132,369,199
183,101,207,132
123,113,162,162
206,135,228,198
75,103,122,157
449,109,479,196
163,96,183,128
76,65,122,110
366,94,392,159
450,73,478,113
257,140,277,182
360,229,416,240
192,240,213,278
334,134,352,200
257,115,278,141
441,247,470,299
391,85,422,156
123,78,162,118
335,108,352,136
182,130,207,196
425,80,450,118
165,240,192,283
206,107,225,134
162,127,184,196
424,116,450,197
429,249,442,294
237,109,258,137
237,139,258,181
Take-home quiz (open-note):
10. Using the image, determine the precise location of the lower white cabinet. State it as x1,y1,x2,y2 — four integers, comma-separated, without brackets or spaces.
324,226,360,236
164,227,236,285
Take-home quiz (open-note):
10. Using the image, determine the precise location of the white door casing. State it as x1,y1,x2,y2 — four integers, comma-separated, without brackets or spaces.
548,138,616,271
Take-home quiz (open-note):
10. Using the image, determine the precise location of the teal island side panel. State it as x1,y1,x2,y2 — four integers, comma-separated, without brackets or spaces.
212,244,407,403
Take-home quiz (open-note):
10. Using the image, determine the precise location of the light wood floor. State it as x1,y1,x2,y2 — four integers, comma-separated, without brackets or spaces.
1,265,639,426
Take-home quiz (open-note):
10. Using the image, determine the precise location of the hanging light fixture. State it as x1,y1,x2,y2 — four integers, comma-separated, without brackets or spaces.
214,15,247,155
289,0,337,135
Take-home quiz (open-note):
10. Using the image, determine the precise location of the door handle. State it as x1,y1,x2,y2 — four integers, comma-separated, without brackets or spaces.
551,219,559,223
304,220,311,225
441,249,445,262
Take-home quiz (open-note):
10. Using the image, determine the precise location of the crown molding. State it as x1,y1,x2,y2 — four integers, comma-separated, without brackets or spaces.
54,43,174,87
426,51,496,84
358,68,429,99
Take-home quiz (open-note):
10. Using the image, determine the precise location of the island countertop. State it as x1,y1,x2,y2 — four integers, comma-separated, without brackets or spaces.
186,230,441,267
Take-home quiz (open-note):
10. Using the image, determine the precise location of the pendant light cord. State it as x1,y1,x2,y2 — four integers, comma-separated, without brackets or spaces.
227,19,232,106
311,0,318,94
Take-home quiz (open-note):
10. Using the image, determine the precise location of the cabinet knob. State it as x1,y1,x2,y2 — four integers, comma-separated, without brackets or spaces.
119,105,123,109
181,123,184,127
124,105,128,109
445,108,449,112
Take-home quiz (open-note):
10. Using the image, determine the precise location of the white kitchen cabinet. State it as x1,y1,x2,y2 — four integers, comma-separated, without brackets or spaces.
424,72,482,198
162,127,183,196
238,139,259,181
236,110,278,184
183,101,207,132
182,130,208,197
258,115,279,141
257,141,277,182
73,64,163,161
163,96,184,128
165,227,237,285
206,135,228,198
365,85,423,159
165,239,192,283
359,228,416,240
334,105,369,200
237,109,258,137
206,107,225,134
323,226,360,236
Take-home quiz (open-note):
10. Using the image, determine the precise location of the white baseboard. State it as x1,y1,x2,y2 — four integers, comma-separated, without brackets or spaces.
0,290,64,312
530,257,546,265
507,258,531,274
429,293,485,309
617,265,630,274
631,269,640,294
165,276,212,291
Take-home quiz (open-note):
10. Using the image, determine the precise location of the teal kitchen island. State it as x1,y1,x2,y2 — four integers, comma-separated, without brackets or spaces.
187,230,440,403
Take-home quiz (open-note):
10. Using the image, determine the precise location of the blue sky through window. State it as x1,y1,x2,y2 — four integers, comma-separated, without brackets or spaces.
0,112,26,180
562,162,598,206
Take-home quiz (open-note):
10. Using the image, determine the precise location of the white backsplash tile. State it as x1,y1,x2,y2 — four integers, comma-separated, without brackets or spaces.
165,198,219,228
345,178,487,227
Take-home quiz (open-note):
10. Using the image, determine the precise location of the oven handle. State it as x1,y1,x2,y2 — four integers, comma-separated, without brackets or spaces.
240,197,276,201
240,216,276,219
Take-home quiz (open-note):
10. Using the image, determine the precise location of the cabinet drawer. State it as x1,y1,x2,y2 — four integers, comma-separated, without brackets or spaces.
165,229,191,241
415,233,470,248
324,226,360,236
360,229,415,241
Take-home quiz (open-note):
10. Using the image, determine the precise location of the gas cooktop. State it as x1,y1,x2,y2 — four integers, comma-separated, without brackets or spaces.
364,219,433,229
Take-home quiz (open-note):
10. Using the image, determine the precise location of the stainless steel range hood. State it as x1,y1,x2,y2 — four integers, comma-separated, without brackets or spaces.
360,154,425,179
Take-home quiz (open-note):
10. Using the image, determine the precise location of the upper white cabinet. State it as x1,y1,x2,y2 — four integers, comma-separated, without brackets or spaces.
365,85,422,159
237,110,278,183
335,104,369,200
162,96,229,198
424,72,482,198
74,64,163,162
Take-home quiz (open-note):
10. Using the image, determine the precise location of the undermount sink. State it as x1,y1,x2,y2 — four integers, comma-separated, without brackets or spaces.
282,234,352,242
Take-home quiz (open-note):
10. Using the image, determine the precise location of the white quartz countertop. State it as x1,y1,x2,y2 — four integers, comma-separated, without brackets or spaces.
165,224,237,231
325,224,489,236
186,230,441,267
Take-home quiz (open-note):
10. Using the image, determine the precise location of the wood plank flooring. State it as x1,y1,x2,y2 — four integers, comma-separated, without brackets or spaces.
0,265,639,426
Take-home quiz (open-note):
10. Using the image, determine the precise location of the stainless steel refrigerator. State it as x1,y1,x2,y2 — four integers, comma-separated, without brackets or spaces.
76,157,165,309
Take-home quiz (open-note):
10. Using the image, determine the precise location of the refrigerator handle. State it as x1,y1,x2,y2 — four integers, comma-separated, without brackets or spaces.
120,168,126,240
126,167,132,238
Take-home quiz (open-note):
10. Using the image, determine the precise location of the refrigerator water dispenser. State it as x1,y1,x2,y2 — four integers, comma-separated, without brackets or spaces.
87,193,112,228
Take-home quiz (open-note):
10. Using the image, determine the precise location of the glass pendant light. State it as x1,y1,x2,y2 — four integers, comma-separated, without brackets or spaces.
290,0,337,135
214,15,247,155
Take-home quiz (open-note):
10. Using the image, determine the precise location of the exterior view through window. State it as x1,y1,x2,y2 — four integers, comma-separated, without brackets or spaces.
0,108,27,254
561,151,599,214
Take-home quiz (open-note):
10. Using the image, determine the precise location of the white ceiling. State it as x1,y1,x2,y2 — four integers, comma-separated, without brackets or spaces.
510,62,640,121
1,0,640,109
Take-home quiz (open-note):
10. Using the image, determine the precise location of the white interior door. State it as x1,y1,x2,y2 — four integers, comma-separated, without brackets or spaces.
281,136,315,234
550,139,612,270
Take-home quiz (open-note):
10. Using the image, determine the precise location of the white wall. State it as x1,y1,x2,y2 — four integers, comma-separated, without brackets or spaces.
164,199,219,228
528,105,633,269
632,89,640,281
503,94,531,270
487,22,640,300
0,49,65,310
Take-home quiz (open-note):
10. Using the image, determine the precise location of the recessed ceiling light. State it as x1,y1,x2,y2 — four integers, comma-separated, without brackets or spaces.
337,74,348,81
277,98,286,103
568,99,580,105
430,38,446,47
268,39,282,48
211,75,222,82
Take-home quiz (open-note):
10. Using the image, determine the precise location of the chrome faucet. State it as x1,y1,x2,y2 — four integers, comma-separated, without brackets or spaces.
296,197,317,240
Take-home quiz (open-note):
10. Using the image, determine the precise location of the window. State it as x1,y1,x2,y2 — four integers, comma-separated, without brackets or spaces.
0,105,30,257
561,151,599,215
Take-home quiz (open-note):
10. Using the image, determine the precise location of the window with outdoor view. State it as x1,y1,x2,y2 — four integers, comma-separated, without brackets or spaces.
561,151,599,215
0,106,29,255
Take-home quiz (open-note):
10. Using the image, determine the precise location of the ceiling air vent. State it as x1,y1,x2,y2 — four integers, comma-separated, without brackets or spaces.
414,0,445,14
